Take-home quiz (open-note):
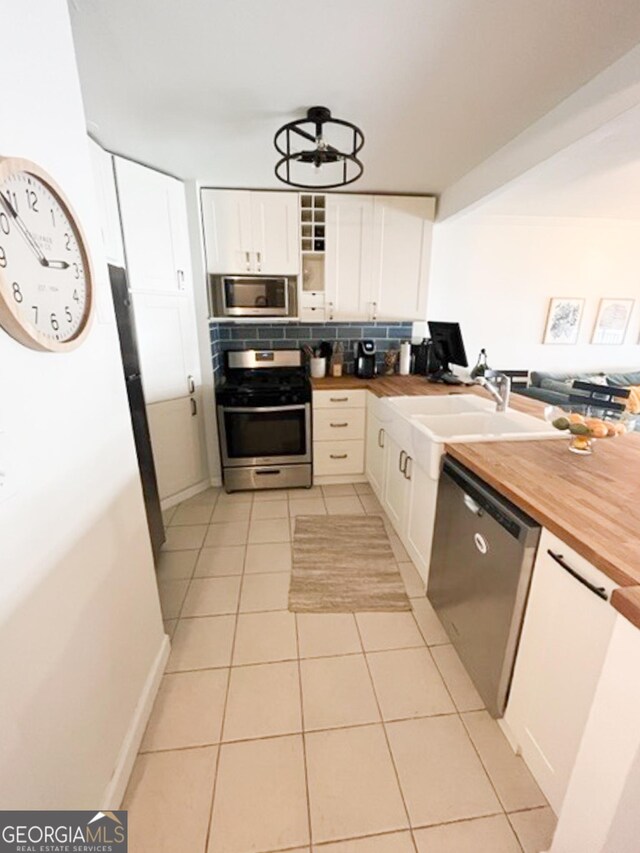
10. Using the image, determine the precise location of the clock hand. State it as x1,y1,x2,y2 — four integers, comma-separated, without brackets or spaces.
47,260,70,270
0,193,50,267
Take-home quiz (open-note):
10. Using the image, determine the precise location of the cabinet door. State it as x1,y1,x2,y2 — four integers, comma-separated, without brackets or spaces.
201,189,253,274
250,191,299,274
115,157,185,293
504,529,617,812
405,460,438,586
146,393,207,501
88,139,125,266
365,411,386,500
382,434,409,535
370,195,435,320
325,194,374,320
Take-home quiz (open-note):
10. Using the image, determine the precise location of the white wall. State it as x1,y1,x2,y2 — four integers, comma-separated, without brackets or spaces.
427,213,640,373
0,0,165,808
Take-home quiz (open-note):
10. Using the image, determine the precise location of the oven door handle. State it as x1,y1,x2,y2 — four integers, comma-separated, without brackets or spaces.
221,404,308,414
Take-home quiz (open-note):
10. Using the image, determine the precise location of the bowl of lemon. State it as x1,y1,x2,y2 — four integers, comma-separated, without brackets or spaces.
544,405,636,454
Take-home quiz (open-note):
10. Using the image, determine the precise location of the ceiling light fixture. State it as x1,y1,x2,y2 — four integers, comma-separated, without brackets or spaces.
274,106,364,189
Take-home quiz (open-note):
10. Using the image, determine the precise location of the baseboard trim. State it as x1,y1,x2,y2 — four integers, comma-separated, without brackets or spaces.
102,633,170,808
313,474,368,485
209,475,222,487
160,479,211,511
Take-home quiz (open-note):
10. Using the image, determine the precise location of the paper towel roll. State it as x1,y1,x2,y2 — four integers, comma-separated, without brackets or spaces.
399,341,411,376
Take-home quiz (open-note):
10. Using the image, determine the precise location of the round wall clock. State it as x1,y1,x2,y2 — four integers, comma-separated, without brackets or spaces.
0,156,94,352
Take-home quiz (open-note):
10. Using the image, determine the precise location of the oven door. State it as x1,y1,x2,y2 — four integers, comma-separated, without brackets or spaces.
222,276,289,316
218,403,311,467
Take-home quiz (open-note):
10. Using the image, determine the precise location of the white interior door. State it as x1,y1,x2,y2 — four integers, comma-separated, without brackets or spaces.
250,191,299,274
370,195,435,320
201,189,253,273
325,194,374,320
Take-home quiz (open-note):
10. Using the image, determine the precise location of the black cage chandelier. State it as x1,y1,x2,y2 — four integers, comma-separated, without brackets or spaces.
274,106,364,189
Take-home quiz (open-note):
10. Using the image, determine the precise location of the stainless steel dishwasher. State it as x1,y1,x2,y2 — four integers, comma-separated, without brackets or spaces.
428,456,541,717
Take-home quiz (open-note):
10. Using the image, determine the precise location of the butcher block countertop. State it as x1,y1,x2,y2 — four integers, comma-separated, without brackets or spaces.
312,374,640,625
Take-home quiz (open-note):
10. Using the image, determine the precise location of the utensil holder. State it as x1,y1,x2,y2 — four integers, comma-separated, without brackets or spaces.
310,357,326,378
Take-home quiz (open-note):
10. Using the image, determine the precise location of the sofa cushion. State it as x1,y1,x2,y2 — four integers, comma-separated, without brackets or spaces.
529,370,607,389
606,371,640,387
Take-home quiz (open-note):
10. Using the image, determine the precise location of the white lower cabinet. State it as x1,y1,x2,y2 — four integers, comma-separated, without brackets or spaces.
382,434,410,532
365,409,386,499
313,390,366,482
504,528,618,813
146,394,207,500
404,460,438,585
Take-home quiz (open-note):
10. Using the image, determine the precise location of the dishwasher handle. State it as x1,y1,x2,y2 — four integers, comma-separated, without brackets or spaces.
547,550,608,601
463,494,483,516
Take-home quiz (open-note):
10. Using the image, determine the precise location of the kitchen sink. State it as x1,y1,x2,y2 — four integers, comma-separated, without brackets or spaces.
386,393,493,416
412,409,560,441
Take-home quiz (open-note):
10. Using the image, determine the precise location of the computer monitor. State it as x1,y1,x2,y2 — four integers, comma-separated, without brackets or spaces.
427,321,468,384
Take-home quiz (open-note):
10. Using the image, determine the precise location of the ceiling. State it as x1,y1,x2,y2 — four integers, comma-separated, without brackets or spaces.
69,0,640,194
477,102,640,219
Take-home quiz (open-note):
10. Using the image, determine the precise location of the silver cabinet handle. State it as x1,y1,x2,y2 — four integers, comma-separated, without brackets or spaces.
256,251,262,271
187,374,195,394
371,301,377,321
245,251,251,271
190,398,197,416
330,397,348,402
399,450,407,472
404,455,412,480
328,301,334,320
176,269,185,290
330,453,348,459
378,428,385,448
330,422,348,428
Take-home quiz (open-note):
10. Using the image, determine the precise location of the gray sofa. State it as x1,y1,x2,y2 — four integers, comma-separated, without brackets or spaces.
517,369,640,406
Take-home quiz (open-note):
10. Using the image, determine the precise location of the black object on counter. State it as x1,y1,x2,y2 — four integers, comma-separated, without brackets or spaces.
355,339,377,378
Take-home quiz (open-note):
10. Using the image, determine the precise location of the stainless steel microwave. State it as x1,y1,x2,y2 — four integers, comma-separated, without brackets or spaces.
209,275,297,318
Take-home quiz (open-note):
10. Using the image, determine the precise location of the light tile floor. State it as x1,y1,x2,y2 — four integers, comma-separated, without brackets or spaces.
125,483,557,853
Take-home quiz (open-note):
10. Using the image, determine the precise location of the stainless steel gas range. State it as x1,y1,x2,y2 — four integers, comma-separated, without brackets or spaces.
216,349,312,492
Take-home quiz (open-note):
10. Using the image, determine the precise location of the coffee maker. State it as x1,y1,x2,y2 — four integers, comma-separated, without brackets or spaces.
355,340,376,378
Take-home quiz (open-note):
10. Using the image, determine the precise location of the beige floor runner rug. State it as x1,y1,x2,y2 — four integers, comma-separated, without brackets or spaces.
289,515,411,612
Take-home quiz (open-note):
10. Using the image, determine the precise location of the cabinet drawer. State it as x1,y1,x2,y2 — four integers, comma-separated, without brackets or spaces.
313,440,365,476
313,389,367,409
313,408,365,441
301,291,325,307
300,305,326,322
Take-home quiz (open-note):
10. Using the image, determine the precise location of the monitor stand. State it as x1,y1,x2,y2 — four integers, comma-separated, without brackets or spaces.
427,364,463,385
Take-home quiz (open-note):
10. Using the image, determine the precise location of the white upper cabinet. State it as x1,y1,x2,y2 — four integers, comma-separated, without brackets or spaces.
87,138,125,267
202,189,299,275
325,193,434,321
371,195,435,320
325,194,374,320
115,157,192,294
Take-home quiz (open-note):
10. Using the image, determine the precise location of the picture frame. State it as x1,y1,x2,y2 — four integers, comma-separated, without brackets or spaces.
591,298,634,345
543,297,585,345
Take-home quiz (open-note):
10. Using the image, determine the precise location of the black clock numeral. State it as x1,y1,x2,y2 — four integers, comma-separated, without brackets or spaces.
12,282,23,303
64,232,71,251
0,212,9,235
50,313,59,331
65,306,72,323
32,305,39,324
72,262,80,279
50,208,56,227
26,189,38,212
3,190,18,213
72,289,79,303
0,246,6,268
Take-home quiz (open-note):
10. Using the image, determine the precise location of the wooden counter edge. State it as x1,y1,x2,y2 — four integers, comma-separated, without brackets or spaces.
611,587,640,630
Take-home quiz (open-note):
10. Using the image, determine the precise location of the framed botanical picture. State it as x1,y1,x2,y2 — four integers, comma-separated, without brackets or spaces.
591,298,634,345
543,298,585,345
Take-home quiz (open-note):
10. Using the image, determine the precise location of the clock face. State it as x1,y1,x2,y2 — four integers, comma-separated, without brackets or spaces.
0,158,93,351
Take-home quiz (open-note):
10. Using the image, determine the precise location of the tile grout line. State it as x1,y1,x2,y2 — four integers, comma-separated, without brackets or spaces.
293,607,314,851
352,614,420,853
202,490,254,853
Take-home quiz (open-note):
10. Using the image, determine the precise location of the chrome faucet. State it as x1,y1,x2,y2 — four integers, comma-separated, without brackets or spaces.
475,371,511,412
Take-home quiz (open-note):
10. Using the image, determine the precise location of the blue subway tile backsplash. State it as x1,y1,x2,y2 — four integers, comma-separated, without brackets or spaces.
209,321,413,381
